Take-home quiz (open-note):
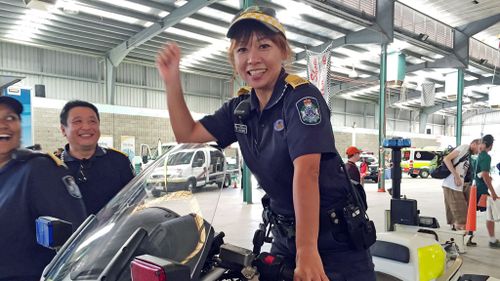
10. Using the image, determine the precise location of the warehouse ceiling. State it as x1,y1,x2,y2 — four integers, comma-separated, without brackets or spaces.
0,0,499,116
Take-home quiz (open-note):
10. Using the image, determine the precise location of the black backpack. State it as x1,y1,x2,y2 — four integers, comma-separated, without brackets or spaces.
430,148,469,179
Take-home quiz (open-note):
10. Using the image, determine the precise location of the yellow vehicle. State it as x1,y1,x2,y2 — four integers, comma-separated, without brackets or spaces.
401,147,443,178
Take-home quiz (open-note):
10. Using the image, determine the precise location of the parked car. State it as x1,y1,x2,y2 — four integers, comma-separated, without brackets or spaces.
145,144,227,196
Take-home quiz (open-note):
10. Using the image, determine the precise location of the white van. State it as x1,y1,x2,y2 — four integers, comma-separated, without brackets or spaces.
146,144,226,196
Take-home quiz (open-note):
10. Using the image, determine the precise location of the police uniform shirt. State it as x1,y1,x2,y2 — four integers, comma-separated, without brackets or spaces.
200,69,349,216
0,151,87,281
62,145,135,215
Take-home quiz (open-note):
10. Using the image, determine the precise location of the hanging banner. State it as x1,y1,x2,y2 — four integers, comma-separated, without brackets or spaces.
306,44,332,105
421,82,436,107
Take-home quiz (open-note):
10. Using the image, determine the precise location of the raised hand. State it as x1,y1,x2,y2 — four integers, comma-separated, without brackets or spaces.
156,43,181,85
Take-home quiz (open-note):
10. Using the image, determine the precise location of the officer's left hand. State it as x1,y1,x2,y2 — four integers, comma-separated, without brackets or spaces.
294,248,329,281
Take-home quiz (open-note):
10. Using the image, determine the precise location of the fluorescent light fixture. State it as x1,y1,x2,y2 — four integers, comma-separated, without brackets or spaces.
180,42,227,68
158,11,168,18
95,0,152,13
166,27,228,45
348,65,358,78
181,18,227,35
76,5,140,24
197,6,233,22
7,9,53,41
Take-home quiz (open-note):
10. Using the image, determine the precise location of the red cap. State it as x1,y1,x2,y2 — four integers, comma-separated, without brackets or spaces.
346,146,362,157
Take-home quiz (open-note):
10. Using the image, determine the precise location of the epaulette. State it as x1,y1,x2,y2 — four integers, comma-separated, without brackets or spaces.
236,86,252,96
107,147,128,157
285,74,309,89
12,149,66,167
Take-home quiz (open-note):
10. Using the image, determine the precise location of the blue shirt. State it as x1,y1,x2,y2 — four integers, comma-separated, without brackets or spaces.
61,145,135,215
0,150,87,281
200,69,350,216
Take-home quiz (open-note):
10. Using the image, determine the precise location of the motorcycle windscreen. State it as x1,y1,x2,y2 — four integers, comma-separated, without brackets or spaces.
43,143,226,281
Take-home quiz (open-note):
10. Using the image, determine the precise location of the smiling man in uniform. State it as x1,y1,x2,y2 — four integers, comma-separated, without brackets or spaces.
60,100,135,215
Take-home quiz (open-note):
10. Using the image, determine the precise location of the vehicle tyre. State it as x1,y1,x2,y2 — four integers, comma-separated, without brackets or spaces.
186,178,196,192
420,169,430,178
223,174,231,188
410,174,418,178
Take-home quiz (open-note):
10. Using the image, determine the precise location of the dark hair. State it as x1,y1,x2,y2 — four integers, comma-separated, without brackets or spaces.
482,134,494,149
227,21,293,69
60,100,100,126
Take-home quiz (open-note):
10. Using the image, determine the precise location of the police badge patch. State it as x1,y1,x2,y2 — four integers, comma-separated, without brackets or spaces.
296,96,321,125
62,175,82,199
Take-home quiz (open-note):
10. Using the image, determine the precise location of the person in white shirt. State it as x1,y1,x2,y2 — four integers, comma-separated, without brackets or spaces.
442,139,481,230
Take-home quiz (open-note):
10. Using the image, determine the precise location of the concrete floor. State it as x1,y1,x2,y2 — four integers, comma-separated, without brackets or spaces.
202,175,500,278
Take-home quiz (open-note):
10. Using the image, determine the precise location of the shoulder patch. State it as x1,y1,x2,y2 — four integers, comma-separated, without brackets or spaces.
285,74,309,89
236,86,252,96
296,96,321,125
107,147,128,157
62,175,82,199
12,149,66,167
46,152,65,167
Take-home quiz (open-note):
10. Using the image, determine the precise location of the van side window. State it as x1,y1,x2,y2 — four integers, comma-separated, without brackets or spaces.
193,151,205,167
415,151,435,161
210,150,225,172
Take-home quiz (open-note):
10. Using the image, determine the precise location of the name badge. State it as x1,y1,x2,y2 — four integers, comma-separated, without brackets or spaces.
234,124,247,134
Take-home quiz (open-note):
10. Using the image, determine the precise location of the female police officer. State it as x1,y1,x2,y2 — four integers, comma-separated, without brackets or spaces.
0,96,87,281
156,6,375,281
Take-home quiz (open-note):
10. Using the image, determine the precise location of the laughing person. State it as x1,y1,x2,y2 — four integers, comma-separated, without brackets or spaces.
0,96,86,281
59,100,135,215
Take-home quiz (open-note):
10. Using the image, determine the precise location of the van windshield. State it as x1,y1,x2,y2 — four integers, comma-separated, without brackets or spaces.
167,152,193,165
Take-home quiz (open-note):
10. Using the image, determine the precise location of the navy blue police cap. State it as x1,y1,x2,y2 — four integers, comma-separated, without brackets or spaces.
0,96,23,116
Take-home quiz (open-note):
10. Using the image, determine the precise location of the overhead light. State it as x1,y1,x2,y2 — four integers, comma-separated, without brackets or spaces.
418,33,429,41
61,1,79,15
23,0,56,11
348,65,358,78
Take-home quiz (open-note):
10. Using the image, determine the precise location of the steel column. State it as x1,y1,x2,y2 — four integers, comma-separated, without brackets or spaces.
378,43,387,192
105,57,116,105
456,69,464,146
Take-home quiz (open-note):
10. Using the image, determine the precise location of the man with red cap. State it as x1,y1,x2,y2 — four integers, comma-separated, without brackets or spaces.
345,146,362,184
345,146,367,210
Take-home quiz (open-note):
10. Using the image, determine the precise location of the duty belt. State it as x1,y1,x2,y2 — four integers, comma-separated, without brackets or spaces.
265,208,296,239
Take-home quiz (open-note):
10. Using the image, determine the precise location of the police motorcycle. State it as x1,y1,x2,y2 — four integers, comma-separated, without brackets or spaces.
37,143,293,281
373,138,500,281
